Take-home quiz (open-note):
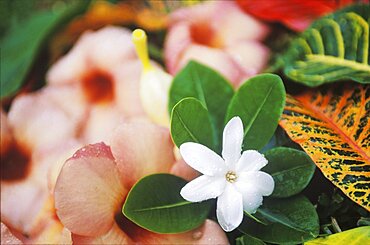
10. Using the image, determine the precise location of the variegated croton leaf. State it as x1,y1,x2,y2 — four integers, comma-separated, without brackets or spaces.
283,4,370,86
280,83,369,211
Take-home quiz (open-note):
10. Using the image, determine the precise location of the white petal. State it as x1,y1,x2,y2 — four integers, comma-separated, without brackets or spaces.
180,142,226,176
222,117,244,166
216,184,243,232
236,150,268,172
180,175,226,202
235,171,275,196
242,191,263,214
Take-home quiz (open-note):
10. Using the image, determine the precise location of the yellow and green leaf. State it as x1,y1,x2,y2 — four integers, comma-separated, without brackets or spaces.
305,226,370,245
283,4,370,86
279,83,369,211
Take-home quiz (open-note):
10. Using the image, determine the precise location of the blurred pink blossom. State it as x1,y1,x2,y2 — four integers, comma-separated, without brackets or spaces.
1,26,148,242
164,0,270,87
1,223,22,244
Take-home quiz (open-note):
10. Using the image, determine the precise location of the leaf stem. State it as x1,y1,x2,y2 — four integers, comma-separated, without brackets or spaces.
331,217,342,233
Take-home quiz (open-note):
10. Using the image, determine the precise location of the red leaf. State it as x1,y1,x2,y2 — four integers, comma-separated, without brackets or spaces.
236,0,359,31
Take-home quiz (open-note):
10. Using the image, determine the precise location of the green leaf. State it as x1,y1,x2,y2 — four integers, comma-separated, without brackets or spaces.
226,74,285,150
170,97,216,151
244,211,268,226
239,195,320,244
283,4,370,86
305,226,370,245
169,61,234,152
123,174,211,234
263,147,316,198
261,126,300,152
0,1,90,99
236,234,266,245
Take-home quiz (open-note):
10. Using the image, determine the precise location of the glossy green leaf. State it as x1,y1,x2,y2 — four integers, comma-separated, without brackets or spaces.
0,1,90,99
263,147,316,198
170,97,216,151
169,61,234,152
305,226,370,245
261,126,300,152
226,74,285,150
123,174,211,234
240,195,319,244
236,234,266,245
283,4,370,86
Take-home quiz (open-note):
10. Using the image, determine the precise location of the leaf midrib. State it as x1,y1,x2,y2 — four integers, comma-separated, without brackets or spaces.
243,83,276,138
174,110,199,143
133,201,192,212
271,164,312,178
298,96,370,163
306,55,370,72
257,208,312,234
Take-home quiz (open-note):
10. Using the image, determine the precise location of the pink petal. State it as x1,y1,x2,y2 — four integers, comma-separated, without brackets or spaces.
225,41,270,84
170,158,199,181
54,143,127,236
164,0,269,88
46,45,88,85
8,90,79,152
213,1,269,45
164,23,192,75
72,223,134,245
82,26,137,72
110,122,176,188
41,85,88,123
169,1,217,25
1,137,66,236
113,60,146,118
59,227,73,244
1,138,68,237
1,223,22,244
29,219,72,244
31,139,83,193
1,179,51,236
46,26,136,85
81,105,125,144
177,44,242,86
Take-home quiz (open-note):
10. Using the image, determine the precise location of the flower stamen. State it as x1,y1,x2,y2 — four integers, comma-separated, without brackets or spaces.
225,171,237,183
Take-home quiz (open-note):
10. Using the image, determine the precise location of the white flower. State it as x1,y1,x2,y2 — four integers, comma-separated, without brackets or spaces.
180,117,274,232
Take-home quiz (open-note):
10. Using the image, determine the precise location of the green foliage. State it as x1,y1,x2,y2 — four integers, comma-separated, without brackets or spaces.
239,195,320,244
316,190,370,233
0,1,90,99
236,234,266,245
169,61,234,152
305,226,370,245
170,98,216,151
168,64,319,242
226,74,285,150
123,174,211,234
283,4,370,86
263,147,316,198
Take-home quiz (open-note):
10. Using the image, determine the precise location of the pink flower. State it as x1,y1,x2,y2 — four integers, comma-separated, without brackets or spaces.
1,94,82,240
46,26,149,142
1,222,22,244
54,122,228,244
164,0,270,87
1,26,146,241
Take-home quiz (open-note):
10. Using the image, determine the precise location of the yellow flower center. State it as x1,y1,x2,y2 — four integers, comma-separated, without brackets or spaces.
225,171,237,183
